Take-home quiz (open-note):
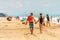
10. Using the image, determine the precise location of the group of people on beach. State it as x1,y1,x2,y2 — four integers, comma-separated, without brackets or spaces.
7,16,20,21
25,13,50,34
6,13,50,34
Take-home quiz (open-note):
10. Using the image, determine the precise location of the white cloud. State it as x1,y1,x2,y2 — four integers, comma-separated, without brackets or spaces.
40,3,49,7
16,1,23,8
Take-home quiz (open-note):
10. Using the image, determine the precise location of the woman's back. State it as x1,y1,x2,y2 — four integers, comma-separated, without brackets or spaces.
39,16,43,24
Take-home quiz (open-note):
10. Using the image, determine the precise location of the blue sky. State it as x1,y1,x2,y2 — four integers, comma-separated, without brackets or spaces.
0,0,60,17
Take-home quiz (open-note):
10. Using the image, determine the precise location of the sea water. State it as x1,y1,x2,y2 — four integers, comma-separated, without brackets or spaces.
19,16,60,24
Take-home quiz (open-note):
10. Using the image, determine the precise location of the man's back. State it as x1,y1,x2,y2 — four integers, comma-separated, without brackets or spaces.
27,15,34,22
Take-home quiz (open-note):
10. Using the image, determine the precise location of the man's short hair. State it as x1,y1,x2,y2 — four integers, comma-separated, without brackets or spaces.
30,13,33,15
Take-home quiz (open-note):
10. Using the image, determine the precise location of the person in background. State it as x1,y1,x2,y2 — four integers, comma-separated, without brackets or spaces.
57,19,59,23
16,16,20,20
46,14,50,27
7,16,12,21
25,13,36,34
51,16,52,22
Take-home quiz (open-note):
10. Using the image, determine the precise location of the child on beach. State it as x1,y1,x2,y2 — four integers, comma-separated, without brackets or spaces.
46,14,50,27
37,13,44,33
25,13,36,34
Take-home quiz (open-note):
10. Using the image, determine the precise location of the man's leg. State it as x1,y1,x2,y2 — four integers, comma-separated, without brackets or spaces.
30,23,33,34
30,28,33,34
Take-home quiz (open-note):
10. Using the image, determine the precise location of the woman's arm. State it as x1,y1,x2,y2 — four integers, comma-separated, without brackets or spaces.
36,16,40,24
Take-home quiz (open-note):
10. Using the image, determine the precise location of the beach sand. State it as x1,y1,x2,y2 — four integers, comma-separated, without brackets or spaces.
0,17,60,40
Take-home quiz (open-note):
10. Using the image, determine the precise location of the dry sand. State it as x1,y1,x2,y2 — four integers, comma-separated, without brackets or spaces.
0,17,60,40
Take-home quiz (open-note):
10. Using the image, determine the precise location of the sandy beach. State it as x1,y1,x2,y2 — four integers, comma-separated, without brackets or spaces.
0,17,60,40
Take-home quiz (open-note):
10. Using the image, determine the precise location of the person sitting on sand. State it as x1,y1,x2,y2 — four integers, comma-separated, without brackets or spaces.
46,14,50,27
7,16,12,21
25,13,36,34
37,13,44,33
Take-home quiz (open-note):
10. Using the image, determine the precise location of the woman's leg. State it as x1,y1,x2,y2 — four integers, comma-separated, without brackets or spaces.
39,24,43,33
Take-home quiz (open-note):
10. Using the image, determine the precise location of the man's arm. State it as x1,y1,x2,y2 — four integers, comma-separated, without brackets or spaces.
32,16,36,24
33,17,38,24
33,17,36,22
36,16,40,23
25,20,27,25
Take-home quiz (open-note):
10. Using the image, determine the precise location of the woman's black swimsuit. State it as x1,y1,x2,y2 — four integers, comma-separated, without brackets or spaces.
39,16,43,24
